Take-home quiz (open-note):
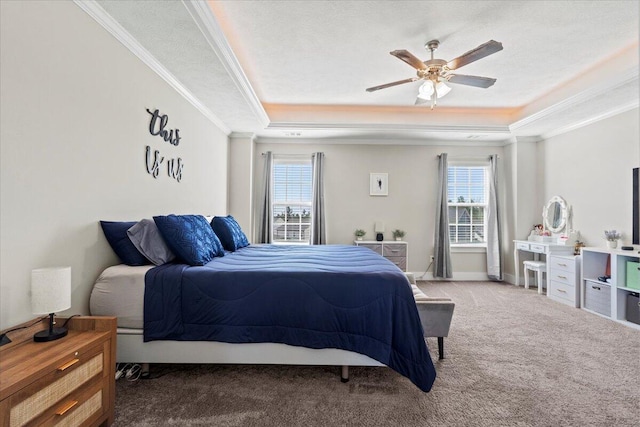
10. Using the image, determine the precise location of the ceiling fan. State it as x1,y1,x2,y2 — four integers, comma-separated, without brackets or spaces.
366,39,503,109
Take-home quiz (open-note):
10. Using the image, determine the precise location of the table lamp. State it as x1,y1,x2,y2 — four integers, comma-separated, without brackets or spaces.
31,266,71,342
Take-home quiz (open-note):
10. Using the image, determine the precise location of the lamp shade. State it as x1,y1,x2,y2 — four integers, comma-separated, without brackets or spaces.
417,80,451,100
417,81,434,100
31,267,71,315
374,222,385,233
434,81,451,98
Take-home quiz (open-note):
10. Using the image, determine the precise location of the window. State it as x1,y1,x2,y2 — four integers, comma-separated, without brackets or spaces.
272,158,312,244
447,164,488,246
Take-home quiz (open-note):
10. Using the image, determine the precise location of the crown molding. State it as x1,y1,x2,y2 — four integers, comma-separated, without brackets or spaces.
229,132,256,140
73,0,231,135
266,121,511,134
182,0,270,127
541,100,639,140
510,66,639,132
255,135,511,147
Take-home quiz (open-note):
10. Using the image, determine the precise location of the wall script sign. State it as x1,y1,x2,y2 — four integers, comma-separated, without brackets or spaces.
144,108,183,182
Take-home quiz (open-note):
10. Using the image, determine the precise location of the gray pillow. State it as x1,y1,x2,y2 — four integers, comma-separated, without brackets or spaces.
127,219,176,265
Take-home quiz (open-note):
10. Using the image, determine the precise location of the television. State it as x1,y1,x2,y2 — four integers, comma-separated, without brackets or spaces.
634,167,639,245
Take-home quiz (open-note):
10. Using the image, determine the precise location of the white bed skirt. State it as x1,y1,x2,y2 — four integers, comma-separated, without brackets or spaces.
117,328,383,367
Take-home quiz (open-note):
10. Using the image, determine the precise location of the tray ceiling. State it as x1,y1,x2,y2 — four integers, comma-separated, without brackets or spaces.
88,0,639,143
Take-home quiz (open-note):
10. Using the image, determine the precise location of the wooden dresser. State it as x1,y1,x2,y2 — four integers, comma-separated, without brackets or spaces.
0,316,116,427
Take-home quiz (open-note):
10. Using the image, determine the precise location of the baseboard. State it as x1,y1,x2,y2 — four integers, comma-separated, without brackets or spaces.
412,271,493,281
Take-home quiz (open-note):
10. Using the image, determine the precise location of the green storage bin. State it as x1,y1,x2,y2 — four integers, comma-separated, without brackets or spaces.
627,261,640,290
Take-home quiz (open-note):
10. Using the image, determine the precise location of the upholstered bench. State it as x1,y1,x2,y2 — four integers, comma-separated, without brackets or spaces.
405,273,455,360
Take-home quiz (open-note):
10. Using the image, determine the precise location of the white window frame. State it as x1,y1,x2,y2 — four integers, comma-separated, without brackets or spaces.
271,157,313,245
447,161,489,249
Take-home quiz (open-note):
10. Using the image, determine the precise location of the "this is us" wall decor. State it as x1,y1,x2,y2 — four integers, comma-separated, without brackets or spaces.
144,108,183,182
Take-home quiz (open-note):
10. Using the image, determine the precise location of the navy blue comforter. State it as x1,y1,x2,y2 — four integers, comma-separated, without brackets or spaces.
144,244,436,391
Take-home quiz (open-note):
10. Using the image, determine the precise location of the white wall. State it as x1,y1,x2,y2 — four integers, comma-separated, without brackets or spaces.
0,1,229,329
540,108,639,247
250,141,506,278
228,136,254,237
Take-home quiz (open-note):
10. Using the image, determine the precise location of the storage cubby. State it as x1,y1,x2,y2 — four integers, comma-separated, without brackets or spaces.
581,247,640,330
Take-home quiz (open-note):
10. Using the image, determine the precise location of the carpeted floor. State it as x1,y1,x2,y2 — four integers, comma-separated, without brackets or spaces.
114,281,640,426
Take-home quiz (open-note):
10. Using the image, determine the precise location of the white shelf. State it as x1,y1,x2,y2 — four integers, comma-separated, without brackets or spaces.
581,247,640,330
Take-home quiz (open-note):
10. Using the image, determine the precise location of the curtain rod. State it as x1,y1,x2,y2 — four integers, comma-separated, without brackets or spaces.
436,154,499,160
261,153,315,159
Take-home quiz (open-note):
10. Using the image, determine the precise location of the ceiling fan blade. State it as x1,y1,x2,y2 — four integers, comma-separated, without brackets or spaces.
415,97,429,106
446,40,503,70
446,74,497,88
366,77,419,92
390,50,427,70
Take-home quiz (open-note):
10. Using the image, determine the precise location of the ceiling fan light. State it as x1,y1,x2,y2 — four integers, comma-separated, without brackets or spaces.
417,81,434,99
435,81,451,98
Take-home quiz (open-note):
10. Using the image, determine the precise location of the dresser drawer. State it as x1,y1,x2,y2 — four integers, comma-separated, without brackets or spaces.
383,244,406,257
548,256,576,273
516,242,530,251
386,256,406,271
548,269,576,287
358,244,382,255
548,280,577,306
42,385,103,427
529,244,546,253
7,343,105,427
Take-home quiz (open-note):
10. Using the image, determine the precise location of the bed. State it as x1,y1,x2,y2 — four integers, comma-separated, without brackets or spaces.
95,214,437,391
90,243,437,392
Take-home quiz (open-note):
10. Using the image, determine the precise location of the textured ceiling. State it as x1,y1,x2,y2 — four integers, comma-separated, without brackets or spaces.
91,0,639,143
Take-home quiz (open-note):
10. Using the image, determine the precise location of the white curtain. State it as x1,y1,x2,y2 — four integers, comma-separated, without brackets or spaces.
486,154,503,281
257,151,273,244
434,153,452,278
310,153,326,244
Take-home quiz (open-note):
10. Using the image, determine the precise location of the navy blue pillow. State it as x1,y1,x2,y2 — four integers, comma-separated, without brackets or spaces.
153,215,224,266
100,221,150,266
211,215,250,252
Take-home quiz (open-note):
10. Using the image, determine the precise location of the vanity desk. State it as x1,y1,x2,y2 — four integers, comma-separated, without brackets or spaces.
513,240,575,288
514,195,579,296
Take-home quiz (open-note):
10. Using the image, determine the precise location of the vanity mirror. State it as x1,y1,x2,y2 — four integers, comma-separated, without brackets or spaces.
543,195,569,233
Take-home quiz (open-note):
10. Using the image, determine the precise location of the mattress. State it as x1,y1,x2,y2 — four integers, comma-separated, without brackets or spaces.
89,264,152,328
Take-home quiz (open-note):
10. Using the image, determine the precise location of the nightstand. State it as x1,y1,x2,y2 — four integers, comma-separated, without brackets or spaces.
0,316,116,427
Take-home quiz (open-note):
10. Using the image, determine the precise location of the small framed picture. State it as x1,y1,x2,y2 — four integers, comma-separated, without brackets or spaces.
370,173,388,196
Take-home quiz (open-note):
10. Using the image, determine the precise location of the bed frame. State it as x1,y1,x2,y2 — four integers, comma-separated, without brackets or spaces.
115,290,454,382
116,328,382,381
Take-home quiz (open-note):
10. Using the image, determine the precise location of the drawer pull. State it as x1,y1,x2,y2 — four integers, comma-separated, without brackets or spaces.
557,275,567,280
557,289,567,293
57,358,80,371
390,249,399,252
56,400,78,416
558,263,567,267
591,286,601,291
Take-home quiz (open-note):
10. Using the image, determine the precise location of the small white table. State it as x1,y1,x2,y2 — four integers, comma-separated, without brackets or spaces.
513,240,574,287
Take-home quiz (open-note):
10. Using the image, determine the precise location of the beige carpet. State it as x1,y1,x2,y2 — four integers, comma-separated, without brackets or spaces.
114,281,640,426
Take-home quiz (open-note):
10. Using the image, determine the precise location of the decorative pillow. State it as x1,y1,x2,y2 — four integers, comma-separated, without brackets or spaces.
211,215,250,252
127,219,176,266
153,215,224,266
100,221,150,266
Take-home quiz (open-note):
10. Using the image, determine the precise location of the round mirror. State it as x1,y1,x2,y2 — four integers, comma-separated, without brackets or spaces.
543,196,568,233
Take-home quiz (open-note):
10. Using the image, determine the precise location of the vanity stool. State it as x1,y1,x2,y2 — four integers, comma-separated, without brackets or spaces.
523,260,546,294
